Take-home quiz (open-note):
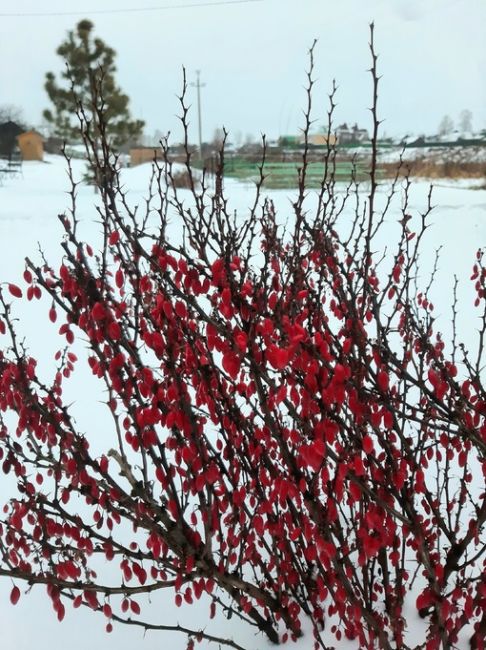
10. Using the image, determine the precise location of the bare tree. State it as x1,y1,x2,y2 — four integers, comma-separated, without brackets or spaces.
211,127,226,149
438,114,454,136
459,109,473,134
0,103,26,126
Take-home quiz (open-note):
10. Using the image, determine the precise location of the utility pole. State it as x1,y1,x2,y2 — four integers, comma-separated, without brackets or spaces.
190,70,205,161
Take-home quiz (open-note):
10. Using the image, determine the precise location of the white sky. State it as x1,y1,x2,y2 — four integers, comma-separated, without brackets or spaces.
0,0,485,143
0,0,486,139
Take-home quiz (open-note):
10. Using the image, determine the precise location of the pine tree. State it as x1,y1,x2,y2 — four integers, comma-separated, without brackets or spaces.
43,19,144,148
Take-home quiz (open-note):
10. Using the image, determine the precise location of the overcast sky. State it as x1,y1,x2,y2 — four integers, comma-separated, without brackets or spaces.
0,0,485,143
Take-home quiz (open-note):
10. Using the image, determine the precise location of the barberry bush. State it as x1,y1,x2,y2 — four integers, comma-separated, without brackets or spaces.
0,29,485,650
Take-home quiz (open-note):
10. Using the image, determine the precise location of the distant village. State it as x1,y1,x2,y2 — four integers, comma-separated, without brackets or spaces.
1,115,486,173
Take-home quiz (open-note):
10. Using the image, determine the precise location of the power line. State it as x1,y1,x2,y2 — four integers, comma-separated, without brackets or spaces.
0,0,263,18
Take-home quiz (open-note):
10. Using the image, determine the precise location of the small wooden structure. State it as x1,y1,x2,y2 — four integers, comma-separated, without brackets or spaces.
129,146,163,167
17,130,44,161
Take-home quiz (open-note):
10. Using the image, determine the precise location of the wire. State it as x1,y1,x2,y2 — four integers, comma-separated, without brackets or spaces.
0,0,263,18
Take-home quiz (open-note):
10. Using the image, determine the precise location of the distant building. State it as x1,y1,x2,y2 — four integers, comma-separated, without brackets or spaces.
17,130,44,161
0,121,23,158
300,133,337,147
279,135,300,148
129,146,164,167
279,133,337,148
44,136,65,155
336,123,369,145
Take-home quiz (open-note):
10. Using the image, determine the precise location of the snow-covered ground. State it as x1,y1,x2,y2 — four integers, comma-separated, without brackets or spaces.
0,156,485,650
339,143,486,165
376,144,486,165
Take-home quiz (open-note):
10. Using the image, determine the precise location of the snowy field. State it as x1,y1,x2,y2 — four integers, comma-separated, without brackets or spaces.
0,156,485,650
376,145,486,165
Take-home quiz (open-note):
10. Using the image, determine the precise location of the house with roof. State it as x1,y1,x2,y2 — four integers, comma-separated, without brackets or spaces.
336,123,369,145
0,120,23,158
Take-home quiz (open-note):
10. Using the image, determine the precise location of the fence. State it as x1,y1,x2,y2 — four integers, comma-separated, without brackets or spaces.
0,151,23,185
202,155,372,189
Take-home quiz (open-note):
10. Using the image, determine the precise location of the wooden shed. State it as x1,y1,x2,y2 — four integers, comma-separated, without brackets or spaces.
17,130,44,161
